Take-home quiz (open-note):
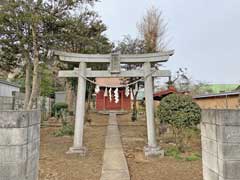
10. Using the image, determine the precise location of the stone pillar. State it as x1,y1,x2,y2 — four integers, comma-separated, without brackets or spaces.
201,110,240,180
0,110,41,180
67,62,87,155
143,62,163,157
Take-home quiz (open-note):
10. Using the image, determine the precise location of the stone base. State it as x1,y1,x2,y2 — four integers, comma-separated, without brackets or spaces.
144,145,164,157
66,146,87,156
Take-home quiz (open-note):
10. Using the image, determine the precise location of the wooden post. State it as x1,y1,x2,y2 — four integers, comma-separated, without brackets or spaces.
67,62,87,155
144,62,164,157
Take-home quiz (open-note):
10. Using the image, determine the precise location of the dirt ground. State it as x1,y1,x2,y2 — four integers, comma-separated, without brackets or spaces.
117,114,203,180
39,113,108,180
39,112,202,180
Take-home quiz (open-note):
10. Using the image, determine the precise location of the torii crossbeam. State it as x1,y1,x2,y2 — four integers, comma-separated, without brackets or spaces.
55,50,174,156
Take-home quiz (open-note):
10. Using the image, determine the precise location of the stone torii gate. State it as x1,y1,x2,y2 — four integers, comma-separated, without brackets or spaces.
55,50,174,156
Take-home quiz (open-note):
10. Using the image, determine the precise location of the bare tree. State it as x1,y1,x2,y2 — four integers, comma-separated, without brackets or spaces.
137,6,168,52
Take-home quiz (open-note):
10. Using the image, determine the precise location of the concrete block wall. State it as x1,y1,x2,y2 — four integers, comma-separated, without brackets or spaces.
0,110,41,180
201,109,240,180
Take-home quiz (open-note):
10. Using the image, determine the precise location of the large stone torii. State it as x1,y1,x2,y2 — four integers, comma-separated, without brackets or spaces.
55,50,174,156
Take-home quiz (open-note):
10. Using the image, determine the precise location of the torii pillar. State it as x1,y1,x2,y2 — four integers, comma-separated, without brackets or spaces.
67,62,87,155
144,62,163,156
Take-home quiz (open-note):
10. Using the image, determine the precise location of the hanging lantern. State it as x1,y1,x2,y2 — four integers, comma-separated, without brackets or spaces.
114,88,119,103
109,88,112,102
95,85,100,94
125,86,130,97
104,87,108,97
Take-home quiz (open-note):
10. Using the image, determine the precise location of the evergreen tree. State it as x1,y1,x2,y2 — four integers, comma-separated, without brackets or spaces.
0,0,112,109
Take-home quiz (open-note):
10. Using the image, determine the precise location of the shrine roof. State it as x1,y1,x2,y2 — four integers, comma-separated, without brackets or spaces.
96,78,122,86
153,86,177,101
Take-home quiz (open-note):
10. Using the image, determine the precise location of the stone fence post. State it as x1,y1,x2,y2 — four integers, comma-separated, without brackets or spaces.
201,109,240,180
0,110,41,180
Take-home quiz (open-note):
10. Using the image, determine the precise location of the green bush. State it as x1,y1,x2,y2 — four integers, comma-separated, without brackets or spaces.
53,122,74,137
157,94,201,152
52,102,68,118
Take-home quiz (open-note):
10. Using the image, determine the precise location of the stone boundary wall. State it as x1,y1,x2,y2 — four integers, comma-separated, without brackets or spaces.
201,109,240,180
0,110,41,180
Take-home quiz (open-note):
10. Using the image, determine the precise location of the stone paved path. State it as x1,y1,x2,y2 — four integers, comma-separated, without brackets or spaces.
100,113,130,180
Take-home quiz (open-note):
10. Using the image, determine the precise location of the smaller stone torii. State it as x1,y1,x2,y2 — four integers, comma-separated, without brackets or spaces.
55,50,174,156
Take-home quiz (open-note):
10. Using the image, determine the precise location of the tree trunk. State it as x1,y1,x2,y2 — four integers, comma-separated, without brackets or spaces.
85,83,93,124
23,56,31,109
131,89,138,121
36,70,42,108
86,83,93,112
27,23,40,110
65,79,75,114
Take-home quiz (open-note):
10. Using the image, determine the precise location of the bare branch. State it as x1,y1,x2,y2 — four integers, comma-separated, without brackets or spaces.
137,6,168,52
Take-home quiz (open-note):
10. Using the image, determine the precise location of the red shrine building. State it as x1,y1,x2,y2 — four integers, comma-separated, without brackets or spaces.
95,78,131,111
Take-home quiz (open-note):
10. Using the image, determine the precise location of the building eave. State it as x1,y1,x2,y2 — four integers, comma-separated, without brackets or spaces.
193,91,240,99
0,80,20,88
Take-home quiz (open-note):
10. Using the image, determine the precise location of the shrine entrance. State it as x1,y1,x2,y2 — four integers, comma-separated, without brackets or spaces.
105,91,122,110
95,78,131,112
55,50,174,156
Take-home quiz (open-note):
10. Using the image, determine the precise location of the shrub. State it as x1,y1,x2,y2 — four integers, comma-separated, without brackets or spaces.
53,122,74,137
157,94,201,152
52,102,68,118
165,146,183,160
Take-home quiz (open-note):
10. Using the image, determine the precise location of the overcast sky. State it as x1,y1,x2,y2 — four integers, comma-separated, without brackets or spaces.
94,0,240,84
